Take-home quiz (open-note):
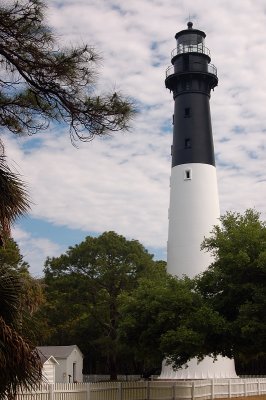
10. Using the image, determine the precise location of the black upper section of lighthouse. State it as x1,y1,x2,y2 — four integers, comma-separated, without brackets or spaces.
166,22,218,168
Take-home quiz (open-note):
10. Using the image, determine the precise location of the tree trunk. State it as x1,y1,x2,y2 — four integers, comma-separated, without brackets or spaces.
109,352,118,381
109,296,118,380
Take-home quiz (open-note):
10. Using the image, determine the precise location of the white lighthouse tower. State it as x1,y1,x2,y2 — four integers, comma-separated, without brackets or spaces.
159,22,237,379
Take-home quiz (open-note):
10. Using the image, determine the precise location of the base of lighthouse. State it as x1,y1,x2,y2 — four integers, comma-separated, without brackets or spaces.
159,356,238,379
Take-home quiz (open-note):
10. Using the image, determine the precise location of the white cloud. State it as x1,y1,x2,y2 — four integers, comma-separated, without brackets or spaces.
12,226,64,277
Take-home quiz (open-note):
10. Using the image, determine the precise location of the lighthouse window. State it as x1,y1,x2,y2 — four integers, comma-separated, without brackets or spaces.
184,169,192,180
183,54,189,70
182,81,190,91
184,107,190,117
185,138,191,148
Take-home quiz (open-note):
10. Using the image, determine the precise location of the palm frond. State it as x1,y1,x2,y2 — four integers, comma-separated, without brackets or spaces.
0,154,30,236
0,265,21,324
0,316,42,399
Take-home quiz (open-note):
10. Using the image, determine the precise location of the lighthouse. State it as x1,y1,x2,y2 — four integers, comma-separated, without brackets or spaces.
159,22,237,379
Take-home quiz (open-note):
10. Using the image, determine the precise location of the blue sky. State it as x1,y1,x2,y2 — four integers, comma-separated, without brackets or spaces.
3,0,266,276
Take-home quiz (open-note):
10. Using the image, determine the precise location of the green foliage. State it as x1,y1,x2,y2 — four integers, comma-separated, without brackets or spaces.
0,238,45,333
118,262,168,373
41,231,160,378
0,0,134,141
0,237,28,270
198,209,266,361
119,271,226,371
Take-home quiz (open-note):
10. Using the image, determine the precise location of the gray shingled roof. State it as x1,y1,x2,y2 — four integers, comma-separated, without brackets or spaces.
37,345,83,359
38,352,59,365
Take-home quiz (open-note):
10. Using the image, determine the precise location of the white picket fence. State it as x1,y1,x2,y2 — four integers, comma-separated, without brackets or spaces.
16,379,266,400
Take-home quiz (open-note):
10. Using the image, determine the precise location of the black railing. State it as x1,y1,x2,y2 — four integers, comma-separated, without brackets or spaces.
165,63,217,78
171,43,211,59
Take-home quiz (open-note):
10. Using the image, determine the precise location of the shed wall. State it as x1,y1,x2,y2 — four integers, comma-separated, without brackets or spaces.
42,360,55,384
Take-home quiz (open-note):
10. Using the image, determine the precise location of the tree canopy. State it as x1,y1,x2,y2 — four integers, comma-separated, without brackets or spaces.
0,0,134,142
198,209,266,363
119,269,224,372
41,231,162,379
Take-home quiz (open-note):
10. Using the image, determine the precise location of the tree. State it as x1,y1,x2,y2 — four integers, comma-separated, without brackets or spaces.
117,261,167,376
118,262,171,375
0,0,134,142
0,0,134,242
198,209,266,364
0,240,43,399
119,270,224,373
41,231,158,379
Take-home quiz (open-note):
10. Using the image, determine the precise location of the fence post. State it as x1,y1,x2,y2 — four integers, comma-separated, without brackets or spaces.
211,379,214,400
173,382,176,400
244,380,247,397
191,381,195,400
86,383,90,400
257,379,260,395
118,382,123,400
146,381,151,400
48,384,54,400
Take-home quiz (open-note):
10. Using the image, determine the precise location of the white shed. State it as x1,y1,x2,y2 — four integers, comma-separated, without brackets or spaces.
38,353,59,384
37,345,83,383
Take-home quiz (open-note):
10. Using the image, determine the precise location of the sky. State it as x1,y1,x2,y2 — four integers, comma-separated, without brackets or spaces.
3,0,266,277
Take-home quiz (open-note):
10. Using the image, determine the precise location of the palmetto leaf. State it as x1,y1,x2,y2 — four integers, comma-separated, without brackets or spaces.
0,265,21,324
0,267,42,398
0,316,42,399
0,153,30,236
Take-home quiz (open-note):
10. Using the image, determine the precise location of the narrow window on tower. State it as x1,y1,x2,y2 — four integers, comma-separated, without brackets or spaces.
185,138,191,148
183,54,189,70
184,107,190,117
184,169,192,180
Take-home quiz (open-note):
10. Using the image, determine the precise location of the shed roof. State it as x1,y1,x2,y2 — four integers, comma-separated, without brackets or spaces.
37,349,59,365
37,345,83,359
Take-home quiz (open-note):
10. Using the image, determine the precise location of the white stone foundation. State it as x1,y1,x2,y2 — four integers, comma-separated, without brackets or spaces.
159,356,238,379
